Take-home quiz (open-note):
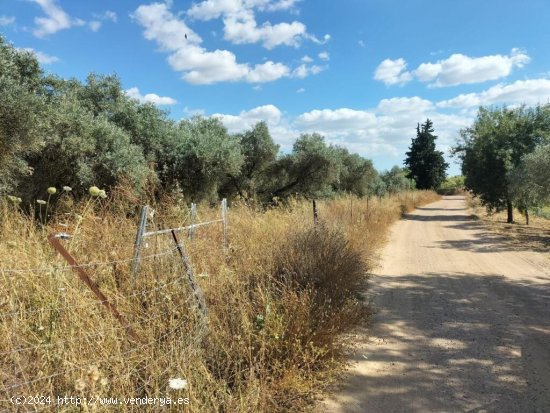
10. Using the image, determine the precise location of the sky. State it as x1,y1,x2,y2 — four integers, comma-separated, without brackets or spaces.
2,0,550,175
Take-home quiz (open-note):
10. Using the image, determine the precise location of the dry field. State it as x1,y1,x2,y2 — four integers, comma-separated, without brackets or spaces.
467,196,550,254
0,189,438,412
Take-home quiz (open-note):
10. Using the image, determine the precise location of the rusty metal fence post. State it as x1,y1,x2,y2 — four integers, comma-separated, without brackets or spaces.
48,234,142,342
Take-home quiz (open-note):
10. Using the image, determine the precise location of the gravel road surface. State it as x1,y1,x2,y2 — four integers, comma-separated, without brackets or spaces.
323,195,550,413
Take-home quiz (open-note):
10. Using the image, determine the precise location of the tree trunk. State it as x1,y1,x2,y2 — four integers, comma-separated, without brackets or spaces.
525,208,529,225
507,200,514,223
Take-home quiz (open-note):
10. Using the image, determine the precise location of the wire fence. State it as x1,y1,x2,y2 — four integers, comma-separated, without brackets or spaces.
0,245,179,275
0,201,224,403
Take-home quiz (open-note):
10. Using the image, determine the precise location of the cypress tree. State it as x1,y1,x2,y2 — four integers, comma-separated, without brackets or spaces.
404,119,448,190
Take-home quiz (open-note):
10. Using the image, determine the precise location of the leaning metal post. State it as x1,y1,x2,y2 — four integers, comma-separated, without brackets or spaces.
48,234,142,342
170,230,208,318
131,205,148,279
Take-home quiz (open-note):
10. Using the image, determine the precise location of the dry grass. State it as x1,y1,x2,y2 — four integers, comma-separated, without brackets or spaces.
0,190,439,412
466,195,550,254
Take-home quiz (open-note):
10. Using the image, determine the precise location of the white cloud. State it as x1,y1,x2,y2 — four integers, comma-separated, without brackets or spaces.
201,96,478,175
31,0,85,38
88,10,117,32
264,0,301,12
21,48,59,64
125,87,177,105
414,49,530,87
189,0,300,20
89,21,101,32
188,0,243,20
213,104,283,133
296,87,305,93
301,55,313,63
183,106,206,117
0,15,15,26
414,62,441,82
223,10,307,49
103,11,117,23
374,58,412,86
437,78,550,108
305,33,331,45
358,40,365,48
296,108,377,133
292,63,325,78
376,49,531,88
247,61,290,83
188,0,325,49
133,3,201,51
377,96,434,115
296,98,471,158
318,51,329,61
212,97,472,161
134,2,320,85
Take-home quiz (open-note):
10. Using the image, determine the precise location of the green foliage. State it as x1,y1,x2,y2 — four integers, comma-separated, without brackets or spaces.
0,37,48,194
404,119,448,190
380,166,415,194
0,33,422,207
454,105,550,222
264,133,339,199
438,175,465,195
224,121,279,198
508,144,550,214
18,93,151,201
332,147,377,197
174,117,244,201
262,135,380,201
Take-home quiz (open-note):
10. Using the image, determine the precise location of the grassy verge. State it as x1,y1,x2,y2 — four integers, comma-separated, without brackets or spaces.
0,190,439,412
466,195,550,254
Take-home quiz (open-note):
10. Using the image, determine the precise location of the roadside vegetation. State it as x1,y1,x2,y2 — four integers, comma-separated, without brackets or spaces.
0,190,439,412
453,106,550,224
0,32,445,412
467,194,550,254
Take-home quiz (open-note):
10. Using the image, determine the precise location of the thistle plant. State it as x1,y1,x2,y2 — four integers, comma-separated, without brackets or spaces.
44,187,57,225
36,199,47,226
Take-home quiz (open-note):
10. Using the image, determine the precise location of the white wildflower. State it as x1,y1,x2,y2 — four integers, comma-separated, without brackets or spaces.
168,378,187,390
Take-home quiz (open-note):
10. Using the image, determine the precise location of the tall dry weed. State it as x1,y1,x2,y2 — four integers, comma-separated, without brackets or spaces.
0,190,438,412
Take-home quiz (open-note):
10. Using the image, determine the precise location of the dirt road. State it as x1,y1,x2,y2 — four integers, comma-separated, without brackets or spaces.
323,195,550,413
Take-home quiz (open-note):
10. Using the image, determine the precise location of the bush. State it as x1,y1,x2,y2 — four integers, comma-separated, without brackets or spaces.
273,225,367,343
438,175,465,195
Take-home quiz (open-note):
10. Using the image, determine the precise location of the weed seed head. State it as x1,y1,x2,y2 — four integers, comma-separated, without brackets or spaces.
89,186,101,197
